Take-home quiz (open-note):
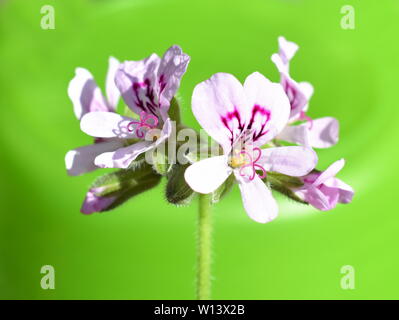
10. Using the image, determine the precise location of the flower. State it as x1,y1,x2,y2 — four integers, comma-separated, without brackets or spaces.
65,57,125,176
271,36,339,148
79,45,190,169
294,159,354,211
184,72,318,223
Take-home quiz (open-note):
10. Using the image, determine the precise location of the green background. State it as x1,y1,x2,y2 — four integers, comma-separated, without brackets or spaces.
1,0,398,299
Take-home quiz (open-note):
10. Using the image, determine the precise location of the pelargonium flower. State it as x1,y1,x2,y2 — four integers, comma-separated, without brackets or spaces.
272,36,339,148
65,57,125,176
79,45,190,169
184,72,318,223
294,159,354,211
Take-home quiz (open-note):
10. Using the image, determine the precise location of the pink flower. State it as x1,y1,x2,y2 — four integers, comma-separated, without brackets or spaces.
79,45,190,169
184,72,318,223
294,159,354,211
65,57,125,176
271,37,339,149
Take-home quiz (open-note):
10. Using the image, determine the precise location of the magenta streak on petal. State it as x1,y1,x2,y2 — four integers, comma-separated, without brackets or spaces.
283,79,300,111
299,111,314,129
132,79,159,116
220,108,245,144
127,111,159,139
239,147,267,181
247,104,271,142
159,74,166,94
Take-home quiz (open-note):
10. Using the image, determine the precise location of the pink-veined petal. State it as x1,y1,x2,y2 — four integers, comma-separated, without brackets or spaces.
192,72,249,153
184,156,232,194
80,111,136,138
115,54,162,117
158,45,190,115
105,56,121,110
323,177,354,204
65,139,124,176
259,146,318,176
244,72,291,145
68,68,109,119
234,172,278,223
300,185,338,211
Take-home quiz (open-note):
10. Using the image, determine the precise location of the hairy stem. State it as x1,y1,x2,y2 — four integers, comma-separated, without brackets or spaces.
197,193,212,300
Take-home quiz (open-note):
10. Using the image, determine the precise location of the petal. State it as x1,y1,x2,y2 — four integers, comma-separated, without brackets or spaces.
184,156,232,194
158,45,190,113
259,146,318,176
81,188,116,214
276,124,310,146
80,111,136,138
68,68,109,119
65,139,124,176
115,54,162,117
323,177,354,204
191,72,249,153
307,117,339,149
105,56,121,110
95,141,154,169
313,159,345,186
281,73,308,120
299,185,338,211
243,72,291,145
94,119,172,169
278,36,299,64
235,173,278,223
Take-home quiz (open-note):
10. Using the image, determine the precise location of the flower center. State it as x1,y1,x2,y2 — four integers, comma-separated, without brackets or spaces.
127,111,159,139
229,147,267,181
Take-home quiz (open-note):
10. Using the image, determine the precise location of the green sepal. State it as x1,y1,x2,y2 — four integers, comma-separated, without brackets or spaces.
90,163,161,211
211,173,235,204
165,163,195,205
151,147,173,176
267,172,304,188
168,97,181,124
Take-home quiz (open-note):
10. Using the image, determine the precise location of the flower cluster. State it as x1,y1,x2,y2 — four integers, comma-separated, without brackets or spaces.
66,38,354,223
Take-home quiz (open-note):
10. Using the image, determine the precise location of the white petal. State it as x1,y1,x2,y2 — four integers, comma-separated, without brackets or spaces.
307,117,339,149
235,173,278,223
278,36,299,63
184,156,232,194
259,146,318,176
80,111,136,138
243,72,290,145
105,56,121,110
95,141,154,169
68,68,109,119
277,125,310,147
65,140,124,176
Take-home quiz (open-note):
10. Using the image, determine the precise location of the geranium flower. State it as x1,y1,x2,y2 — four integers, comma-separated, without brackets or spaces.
65,57,125,176
271,36,339,148
294,159,354,210
79,45,190,168
184,72,318,223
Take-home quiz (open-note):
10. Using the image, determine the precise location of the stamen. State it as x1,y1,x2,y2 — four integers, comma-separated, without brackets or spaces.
299,111,313,130
127,111,159,138
238,147,267,181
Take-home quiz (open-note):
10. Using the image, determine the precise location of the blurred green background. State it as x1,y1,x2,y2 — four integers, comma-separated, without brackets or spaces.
0,0,398,299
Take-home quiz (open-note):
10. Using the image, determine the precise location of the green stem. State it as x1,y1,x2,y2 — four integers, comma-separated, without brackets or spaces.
197,193,212,300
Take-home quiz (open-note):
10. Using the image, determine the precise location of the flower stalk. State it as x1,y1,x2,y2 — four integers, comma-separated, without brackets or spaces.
197,193,212,300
